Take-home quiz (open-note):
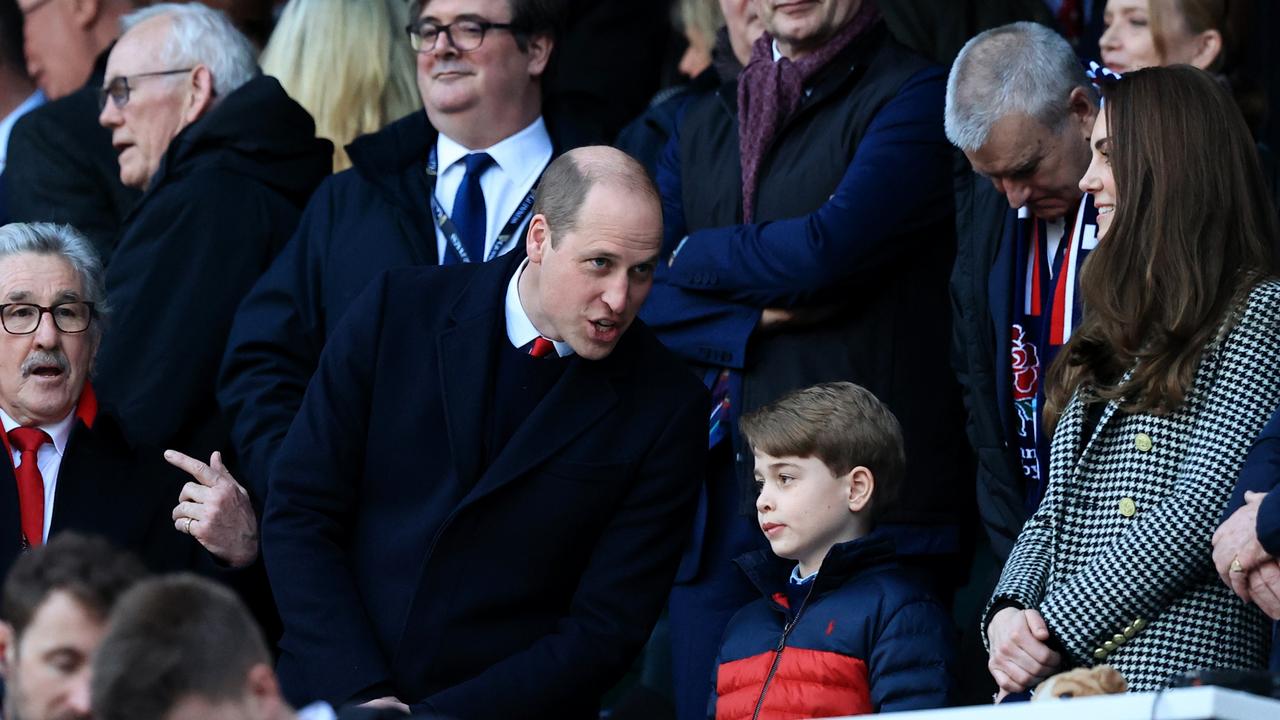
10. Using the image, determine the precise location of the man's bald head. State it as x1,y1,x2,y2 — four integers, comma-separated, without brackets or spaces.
532,145,660,246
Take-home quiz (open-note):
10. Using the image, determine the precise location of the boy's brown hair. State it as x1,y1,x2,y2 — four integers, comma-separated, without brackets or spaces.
739,382,905,522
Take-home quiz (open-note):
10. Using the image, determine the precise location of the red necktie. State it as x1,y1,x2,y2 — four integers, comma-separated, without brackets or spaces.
528,337,555,358
9,427,50,548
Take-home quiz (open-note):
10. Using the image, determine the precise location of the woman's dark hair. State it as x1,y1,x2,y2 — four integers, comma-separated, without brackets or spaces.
1045,65,1278,432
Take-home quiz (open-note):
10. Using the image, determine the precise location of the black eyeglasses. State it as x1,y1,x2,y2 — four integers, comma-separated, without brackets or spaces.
98,69,194,111
0,302,96,335
405,19,518,53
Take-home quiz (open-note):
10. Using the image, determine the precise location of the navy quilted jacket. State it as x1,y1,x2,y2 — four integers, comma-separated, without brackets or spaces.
711,535,956,719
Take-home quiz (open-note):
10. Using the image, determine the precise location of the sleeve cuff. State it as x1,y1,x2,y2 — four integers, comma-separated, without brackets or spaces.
1258,491,1280,556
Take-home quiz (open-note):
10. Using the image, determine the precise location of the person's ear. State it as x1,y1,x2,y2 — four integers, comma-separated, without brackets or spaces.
845,466,874,513
524,33,554,79
243,663,287,718
0,621,16,679
526,214,552,264
1067,86,1098,143
181,66,217,125
1189,29,1223,71
69,0,102,30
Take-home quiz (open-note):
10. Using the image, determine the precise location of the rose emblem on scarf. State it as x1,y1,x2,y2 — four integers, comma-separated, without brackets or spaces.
1011,324,1039,400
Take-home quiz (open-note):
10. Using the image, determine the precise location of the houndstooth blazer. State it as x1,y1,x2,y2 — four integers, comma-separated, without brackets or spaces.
987,279,1280,691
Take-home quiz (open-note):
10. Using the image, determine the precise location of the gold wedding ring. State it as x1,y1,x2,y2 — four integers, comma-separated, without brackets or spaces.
1230,557,1245,574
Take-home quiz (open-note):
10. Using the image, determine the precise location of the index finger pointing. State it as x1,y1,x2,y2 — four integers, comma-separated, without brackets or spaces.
163,450,220,488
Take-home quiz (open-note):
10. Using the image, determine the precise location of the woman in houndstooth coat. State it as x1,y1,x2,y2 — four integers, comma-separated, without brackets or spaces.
984,65,1280,695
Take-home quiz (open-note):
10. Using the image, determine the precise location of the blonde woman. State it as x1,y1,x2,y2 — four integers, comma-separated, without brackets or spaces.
262,0,420,172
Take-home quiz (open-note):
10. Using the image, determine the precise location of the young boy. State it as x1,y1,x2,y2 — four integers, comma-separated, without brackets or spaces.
711,382,956,719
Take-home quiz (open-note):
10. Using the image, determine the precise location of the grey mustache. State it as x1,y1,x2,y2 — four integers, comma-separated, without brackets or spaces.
21,351,68,378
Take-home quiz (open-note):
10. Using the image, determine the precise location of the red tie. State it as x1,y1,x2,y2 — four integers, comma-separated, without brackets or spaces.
9,427,50,548
529,337,556,358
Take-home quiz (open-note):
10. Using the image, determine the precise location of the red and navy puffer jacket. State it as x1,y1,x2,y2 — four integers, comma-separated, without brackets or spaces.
710,535,956,719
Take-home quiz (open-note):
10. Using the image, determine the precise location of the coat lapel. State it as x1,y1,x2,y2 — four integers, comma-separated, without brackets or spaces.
0,458,20,563
438,317,498,490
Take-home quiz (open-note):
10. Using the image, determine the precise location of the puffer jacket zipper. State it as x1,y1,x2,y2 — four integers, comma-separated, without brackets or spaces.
750,583,816,720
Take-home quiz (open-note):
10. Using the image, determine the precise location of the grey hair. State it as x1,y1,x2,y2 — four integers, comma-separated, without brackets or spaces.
0,223,109,335
945,22,1098,152
121,3,259,101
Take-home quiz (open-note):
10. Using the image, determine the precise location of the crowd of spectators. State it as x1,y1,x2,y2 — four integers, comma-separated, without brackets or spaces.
0,1,1279,719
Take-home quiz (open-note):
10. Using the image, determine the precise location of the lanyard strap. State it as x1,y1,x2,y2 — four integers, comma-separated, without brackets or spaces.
428,147,539,263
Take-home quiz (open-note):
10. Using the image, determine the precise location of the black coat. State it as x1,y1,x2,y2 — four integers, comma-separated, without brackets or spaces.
93,75,332,463
0,390,200,579
949,172,1025,560
217,109,589,505
4,50,141,263
263,253,707,717
644,26,971,539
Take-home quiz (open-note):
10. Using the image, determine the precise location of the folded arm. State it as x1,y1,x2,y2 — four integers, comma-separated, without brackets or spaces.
665,68,952,308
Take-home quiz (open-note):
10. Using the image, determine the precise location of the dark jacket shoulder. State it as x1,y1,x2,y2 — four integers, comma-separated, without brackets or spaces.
147,75,333,206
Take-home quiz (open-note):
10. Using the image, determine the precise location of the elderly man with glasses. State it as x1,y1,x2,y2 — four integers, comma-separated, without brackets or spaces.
89,2,330,518
0,222,259,588
219,0,589,526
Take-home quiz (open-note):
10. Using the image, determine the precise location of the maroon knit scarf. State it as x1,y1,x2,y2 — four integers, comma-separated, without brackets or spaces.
737,1,881,221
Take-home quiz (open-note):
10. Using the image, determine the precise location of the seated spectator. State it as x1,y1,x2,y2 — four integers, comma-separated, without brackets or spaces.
93,2,332,465
91,574,434,720
0,532,146,720
986,65,1280,696
0,222,255,571
220,0,589,508
7,0,141,261
261,0,420,172
1097,0,1276,203
1100,0,1261,130
712,382,955,718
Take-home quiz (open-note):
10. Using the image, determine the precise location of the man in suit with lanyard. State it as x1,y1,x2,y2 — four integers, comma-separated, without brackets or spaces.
219,0,592,511
262,146,707,717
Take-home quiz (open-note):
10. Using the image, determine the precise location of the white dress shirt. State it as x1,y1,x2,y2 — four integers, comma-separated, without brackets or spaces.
0,406,77,542
504,258,574,357
434,117,553,263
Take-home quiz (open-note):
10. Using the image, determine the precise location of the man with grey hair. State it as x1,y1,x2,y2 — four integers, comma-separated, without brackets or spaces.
92,2,331,507
0,222,255,581
945,21,1100,561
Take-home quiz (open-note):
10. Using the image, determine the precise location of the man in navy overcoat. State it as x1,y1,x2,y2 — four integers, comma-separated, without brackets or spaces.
262,147,707,719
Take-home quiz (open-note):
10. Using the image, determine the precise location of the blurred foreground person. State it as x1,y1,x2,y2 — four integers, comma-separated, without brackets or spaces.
0,532,144,720
92,574,442,720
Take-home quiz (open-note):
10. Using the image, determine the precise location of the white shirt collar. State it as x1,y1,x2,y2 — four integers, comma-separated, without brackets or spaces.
772,39,783,62
0,405,76,457
437,116,550,190
789,563,817,585
504,258,574,357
